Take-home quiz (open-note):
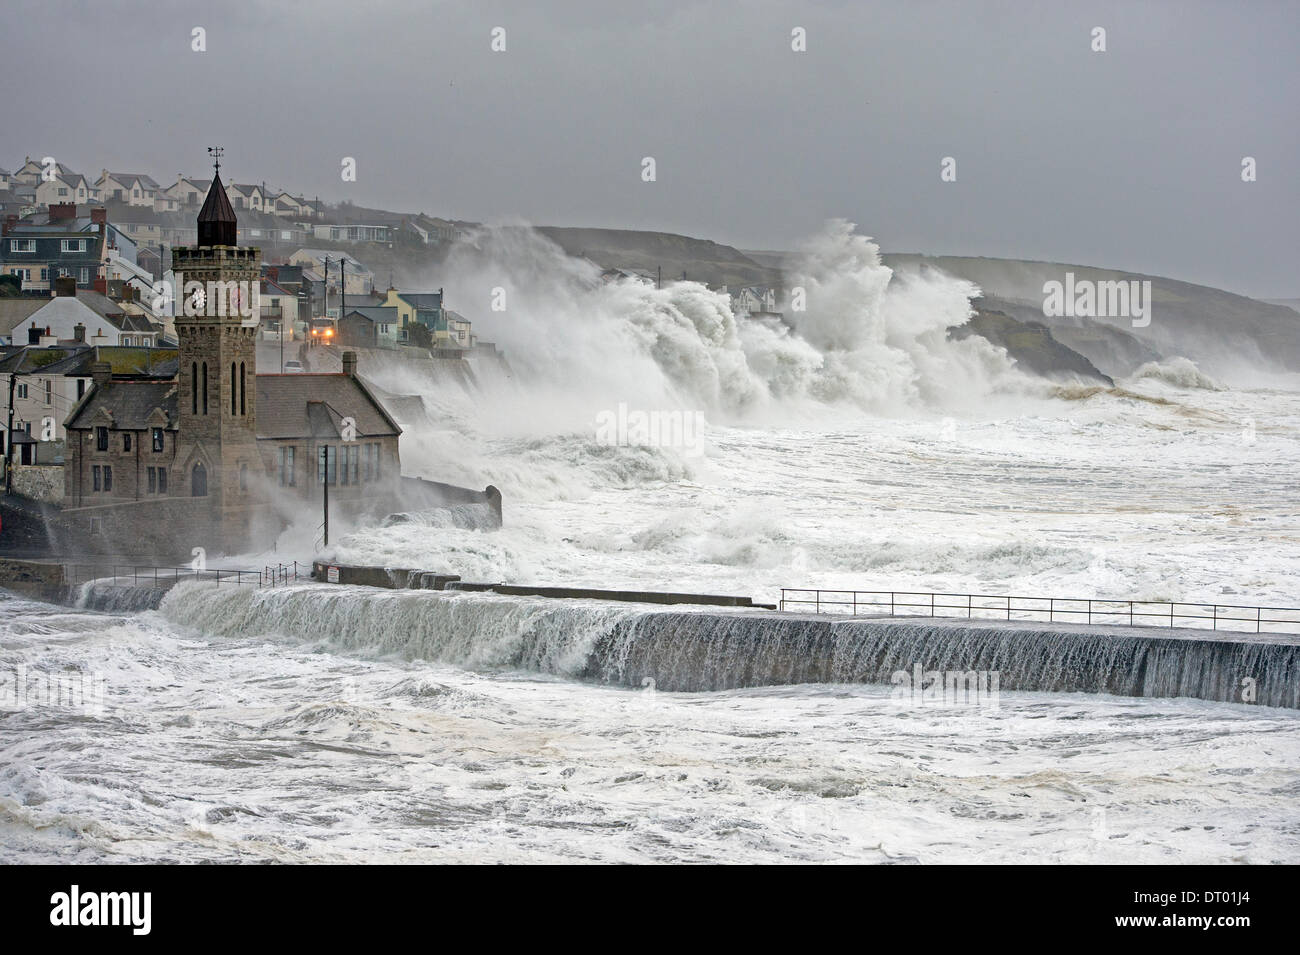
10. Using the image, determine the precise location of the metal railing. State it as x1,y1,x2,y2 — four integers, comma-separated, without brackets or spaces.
66,561,302,590
777,589,1300,634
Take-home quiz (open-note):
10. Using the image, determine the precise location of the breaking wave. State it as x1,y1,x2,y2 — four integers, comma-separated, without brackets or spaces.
1128,358,1225,391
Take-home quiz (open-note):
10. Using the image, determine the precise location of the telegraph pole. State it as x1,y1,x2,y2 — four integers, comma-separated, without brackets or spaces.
339,256,347,327
4,370,16,495
321,446,330,547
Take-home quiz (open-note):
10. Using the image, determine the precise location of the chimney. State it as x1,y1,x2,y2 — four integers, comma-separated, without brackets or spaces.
2,215,16,235
54,276,77,297
93,277,108,295
73,323,86,343
342,351,357,377
49,202,76,221
90,207,107,225
91,361,111,389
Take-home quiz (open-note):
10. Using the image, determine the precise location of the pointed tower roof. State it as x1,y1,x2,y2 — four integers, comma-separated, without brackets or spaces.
197,173,237,246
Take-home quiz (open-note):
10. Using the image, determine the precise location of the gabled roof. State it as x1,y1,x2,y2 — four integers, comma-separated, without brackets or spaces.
100,172,160,190
341,306,399,323
0,299,47,336
66,379,177,431
255,373,401,440
392,290,442,309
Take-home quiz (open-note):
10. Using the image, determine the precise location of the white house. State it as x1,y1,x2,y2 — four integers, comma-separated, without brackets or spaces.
11,286,160,347
94,171,161,207
35,173,92,208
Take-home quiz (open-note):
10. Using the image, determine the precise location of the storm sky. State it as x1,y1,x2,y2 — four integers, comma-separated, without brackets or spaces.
3,0,1296,296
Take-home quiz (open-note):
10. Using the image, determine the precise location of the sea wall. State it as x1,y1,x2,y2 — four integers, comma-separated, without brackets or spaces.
152,585,1300,709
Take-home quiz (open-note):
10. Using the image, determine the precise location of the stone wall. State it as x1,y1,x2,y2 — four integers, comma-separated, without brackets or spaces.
9,465,63,503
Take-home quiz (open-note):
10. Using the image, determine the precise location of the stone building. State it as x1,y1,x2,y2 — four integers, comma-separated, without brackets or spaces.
59,172,405,555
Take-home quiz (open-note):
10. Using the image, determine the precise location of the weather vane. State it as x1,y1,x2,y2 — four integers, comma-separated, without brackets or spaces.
208,146,224,175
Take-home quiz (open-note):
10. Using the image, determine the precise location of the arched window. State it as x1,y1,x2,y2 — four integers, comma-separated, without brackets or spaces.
231,363,237,416
191,461,208,497
240,362,246,416
191,362,197,414
201,362,208,414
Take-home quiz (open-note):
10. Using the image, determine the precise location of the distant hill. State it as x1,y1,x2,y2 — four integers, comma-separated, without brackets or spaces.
883,254,1300,377
535,227,780,289
294,201,1294,380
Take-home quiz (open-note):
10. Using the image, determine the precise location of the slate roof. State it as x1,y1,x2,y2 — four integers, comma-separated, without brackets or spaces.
396,291,442,309
0,346,93,375
341,306,398,323
66,380,176,430
255,373,401,440
101,172,160,190
198,174,237,246
0,299,47,337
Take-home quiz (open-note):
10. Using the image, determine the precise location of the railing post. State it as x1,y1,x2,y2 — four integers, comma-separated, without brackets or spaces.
1006,595,1011,621
1129,601,1133,626
815,591,820,614
1088,599,1092,625
1049,597,1054,623
1257,606,1262,634
1212,605,1218,630
890,592,895,616
967,594,972,619
930,593,935,617
852,592,857,615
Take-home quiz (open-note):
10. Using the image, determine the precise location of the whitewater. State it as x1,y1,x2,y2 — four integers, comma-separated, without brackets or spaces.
2,222,1298,862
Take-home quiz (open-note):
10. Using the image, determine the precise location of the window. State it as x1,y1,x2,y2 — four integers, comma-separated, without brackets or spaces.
123,433,132,452
279,446,296,486
202,361,208,414
147,467,156,494
9,239,34,253
122,337,133,347
92,465,101,491
15,383,27,400
61,239,87,253
231,363,237,415
152,427,164,452
76,379,86,399
158,468,167,494
240,362,246,416
340,445,359,485
191,362,198,415
44,380,51,404
58,187,68,197
371,443,381,480
95,426,108,451
80,268,89,283
102,466,112,492
192,462,207,497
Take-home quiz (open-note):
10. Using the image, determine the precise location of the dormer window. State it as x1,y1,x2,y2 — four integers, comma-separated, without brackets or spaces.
61,239,87,253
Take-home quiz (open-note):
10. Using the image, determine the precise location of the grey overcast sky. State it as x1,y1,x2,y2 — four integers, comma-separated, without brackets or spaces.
3,0,1296,296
